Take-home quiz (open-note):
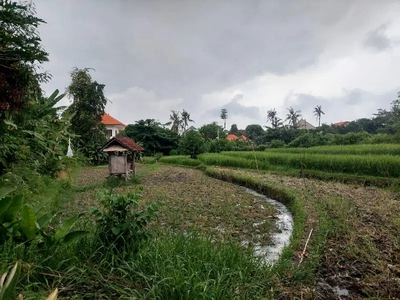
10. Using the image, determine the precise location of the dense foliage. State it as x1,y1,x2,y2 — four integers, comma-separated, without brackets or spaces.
124,119,180,155
66,68,108,164
0,0,49,115
179,130,206,158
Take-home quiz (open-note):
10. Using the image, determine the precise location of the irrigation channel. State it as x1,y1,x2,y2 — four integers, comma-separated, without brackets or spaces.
241,187,294,264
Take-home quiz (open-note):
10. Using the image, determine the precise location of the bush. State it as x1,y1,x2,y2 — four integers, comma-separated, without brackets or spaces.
269,140,285,148
179,131,206,159
169,149,179,156
90,189,158,254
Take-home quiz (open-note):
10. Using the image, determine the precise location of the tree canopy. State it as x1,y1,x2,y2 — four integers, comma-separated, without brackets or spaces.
0,0,49,115
66,68,108,164
124,119,180,156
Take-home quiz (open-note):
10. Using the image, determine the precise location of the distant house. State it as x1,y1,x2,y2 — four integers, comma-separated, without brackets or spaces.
226,134,248,141
101,114,126,139
297,119,316,130
333,121,349,127
186,125,198,131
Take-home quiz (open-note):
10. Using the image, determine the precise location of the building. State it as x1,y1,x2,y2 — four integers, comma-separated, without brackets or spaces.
186,125,198,131
333,121,350,127
226,134,248,141
297,119,316,130
100,137,144,178
101,114,126,139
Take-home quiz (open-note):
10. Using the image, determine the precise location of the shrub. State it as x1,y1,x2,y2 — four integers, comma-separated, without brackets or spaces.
179,131,206,159
90,189,158,254
269,140,285,148
169,149,179,156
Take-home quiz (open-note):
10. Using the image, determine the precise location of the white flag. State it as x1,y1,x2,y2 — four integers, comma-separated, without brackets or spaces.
67,138,73,157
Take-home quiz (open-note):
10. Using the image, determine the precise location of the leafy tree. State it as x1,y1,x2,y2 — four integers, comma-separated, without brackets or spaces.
181,109,194,131
66,68,108,164
220,108,228,129
313,105,325,127
180,130,205,158
169,110,181,134
245,124,264,141
0,0,50,116
199,122,226,140
229,124,240,135
124,119,180,155
286,107,302,128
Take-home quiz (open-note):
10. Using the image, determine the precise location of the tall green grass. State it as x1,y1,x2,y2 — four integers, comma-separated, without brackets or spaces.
199,152,400,178
159,155,203,167
267,143,400,156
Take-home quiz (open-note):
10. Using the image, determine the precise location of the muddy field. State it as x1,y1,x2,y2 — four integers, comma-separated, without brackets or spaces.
215,167,400,299
73,164,278,246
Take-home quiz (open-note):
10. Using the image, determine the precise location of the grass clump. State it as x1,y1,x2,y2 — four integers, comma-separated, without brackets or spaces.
160,155,203,167
267,143,400,156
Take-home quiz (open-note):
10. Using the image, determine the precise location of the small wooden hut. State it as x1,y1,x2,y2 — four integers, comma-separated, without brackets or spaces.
100,137,144,179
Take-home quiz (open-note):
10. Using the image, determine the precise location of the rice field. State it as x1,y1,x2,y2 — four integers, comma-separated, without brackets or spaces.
160,145,400,178
267,143,400,155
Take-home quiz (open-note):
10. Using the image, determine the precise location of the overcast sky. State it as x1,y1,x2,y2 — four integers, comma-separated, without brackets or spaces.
36,0,400,129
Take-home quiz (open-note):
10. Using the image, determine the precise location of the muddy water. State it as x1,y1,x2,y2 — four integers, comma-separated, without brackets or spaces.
242,187,294,265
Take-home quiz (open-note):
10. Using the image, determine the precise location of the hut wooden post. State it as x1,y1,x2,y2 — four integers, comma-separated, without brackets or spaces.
133,152,136,175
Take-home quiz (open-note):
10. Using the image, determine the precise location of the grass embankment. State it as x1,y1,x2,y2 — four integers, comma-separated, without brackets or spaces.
160,153,400,188
267,143,400,155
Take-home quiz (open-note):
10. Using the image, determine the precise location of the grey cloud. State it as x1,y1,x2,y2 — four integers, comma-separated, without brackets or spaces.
35,0,338,100
363,23,391,51
203,94,260,120
31,0,400,128
288,88,398,126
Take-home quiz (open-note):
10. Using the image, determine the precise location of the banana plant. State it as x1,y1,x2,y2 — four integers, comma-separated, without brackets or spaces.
0,261,58,300
0,184,88,248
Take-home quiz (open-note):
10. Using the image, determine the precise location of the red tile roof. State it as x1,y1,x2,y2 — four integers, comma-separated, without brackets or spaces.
226,134,239,141
115,137,144,151
333,121,349,127
101,137,144,152
226,134,248,141
101,114,126,126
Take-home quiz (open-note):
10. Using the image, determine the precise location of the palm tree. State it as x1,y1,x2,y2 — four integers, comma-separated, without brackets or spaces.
313,105,325,127
169,110,181,133
267,109,283,129
181,109,194,131
220,108,228,129
286,107,302,128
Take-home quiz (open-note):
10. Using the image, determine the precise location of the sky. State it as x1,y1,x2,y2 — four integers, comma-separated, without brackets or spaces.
35,0,400,129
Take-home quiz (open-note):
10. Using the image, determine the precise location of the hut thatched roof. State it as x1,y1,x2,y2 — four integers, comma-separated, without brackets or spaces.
100,137,144,152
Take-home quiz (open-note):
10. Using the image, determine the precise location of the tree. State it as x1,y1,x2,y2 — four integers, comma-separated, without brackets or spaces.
124,119,180,155
267,109,283,129
180,131,205,159
286,107,302,128
67,68,108,164
0,0,50,116
199,122,226,140
245,124,264,141
229,124,240,135
313,105,325,127
169,110,181,134
181,109,194,131
220,108,228,129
